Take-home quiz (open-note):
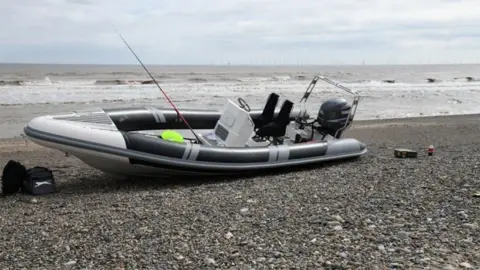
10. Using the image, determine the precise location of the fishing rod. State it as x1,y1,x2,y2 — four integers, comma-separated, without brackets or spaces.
112,26,202,143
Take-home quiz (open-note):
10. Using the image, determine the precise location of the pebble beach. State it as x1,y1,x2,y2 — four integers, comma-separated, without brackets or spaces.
0,113,479,269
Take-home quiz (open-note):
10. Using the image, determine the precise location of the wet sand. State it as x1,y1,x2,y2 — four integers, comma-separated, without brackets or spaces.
0,114,479,269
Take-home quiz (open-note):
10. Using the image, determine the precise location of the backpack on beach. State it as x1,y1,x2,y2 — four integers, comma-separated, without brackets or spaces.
1,160,28,195
22,166,56,195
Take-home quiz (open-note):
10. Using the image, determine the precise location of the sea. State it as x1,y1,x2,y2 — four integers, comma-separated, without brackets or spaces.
1,63,480,138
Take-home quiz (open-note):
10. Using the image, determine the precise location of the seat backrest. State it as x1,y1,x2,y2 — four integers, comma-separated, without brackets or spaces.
275,99,294,126
254,99,294,139
255,92,279,129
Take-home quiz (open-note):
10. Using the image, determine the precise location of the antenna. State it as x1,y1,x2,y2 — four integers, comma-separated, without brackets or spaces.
112,26,202,143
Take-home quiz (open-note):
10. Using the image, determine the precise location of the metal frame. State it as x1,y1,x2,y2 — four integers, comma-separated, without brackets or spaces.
297,75,361,138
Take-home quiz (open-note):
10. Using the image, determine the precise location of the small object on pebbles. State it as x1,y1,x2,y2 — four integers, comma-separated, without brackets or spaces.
394,148,418,158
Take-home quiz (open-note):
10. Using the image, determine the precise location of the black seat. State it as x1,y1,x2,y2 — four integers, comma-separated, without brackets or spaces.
255,92,279,129
255,99,294,138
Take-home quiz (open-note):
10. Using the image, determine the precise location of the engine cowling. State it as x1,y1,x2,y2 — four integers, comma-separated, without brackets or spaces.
317,98,351,137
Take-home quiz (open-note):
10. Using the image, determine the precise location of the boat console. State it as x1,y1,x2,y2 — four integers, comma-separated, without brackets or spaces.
197,100,257,147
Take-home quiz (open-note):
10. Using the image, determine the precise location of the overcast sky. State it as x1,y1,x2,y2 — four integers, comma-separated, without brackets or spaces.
0,0,479,65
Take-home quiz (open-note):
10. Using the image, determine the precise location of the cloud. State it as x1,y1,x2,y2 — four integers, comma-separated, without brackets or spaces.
0,0,479,64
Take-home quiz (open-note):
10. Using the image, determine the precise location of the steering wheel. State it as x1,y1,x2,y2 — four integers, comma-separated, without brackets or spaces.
237,97,251,112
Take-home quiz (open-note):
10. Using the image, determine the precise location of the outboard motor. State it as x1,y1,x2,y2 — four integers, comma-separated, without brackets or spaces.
316,97,351,138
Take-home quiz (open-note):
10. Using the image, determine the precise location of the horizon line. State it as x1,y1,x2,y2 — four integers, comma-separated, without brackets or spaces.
1,62,480,67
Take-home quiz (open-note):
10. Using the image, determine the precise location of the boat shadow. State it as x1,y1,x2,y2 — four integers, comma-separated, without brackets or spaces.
59,156,363,195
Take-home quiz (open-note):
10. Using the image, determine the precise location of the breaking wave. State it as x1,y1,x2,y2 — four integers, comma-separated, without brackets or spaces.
1,75,479,87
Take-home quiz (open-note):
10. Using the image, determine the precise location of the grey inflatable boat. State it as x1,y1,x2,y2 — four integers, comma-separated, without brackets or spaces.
24,75,367,177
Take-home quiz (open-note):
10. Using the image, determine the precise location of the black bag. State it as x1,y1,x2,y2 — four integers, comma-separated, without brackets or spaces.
22,166,56,195
1,160,28,195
